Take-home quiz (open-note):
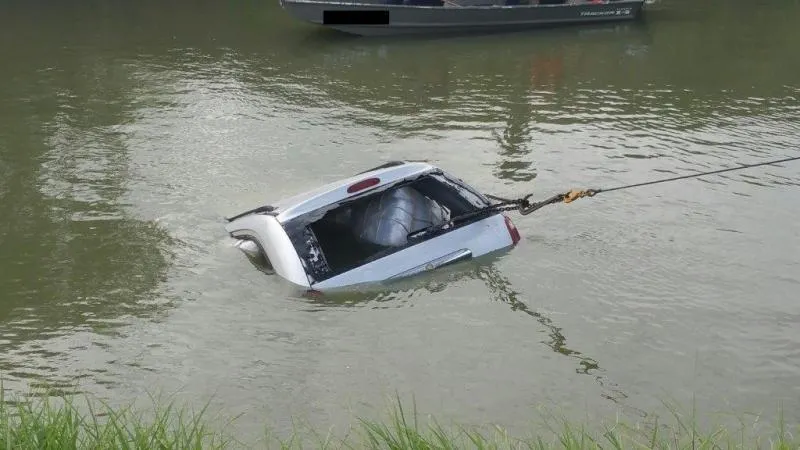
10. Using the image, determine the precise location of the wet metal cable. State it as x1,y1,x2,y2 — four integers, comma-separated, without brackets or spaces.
493,155,800,215
595,154,800,194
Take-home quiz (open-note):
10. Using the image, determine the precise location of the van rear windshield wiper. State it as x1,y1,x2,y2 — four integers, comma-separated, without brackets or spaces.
407,206,496,241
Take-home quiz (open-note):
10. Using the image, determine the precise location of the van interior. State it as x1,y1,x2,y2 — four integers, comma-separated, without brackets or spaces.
296,173,487,279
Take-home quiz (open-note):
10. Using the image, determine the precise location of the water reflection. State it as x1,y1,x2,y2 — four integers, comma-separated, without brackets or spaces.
216,13,797,184
301,258,635,411
0,35,176,394
7,0,796,188
472,264,643,415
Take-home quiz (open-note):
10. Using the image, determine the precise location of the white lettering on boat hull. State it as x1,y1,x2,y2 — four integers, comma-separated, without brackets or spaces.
580,8,632,17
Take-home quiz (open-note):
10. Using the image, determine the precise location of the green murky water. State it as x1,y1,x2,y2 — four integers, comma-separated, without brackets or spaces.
1,0,798,441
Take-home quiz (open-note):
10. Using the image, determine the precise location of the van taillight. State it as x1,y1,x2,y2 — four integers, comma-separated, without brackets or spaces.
504,215,521,245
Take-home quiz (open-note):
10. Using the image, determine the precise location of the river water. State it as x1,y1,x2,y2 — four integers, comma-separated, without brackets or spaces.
1,0,799,443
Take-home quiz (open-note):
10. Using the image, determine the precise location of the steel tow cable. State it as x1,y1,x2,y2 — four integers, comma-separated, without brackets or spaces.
490,155,800,216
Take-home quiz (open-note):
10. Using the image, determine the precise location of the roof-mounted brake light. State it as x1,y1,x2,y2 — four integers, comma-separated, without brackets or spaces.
347,177,380,194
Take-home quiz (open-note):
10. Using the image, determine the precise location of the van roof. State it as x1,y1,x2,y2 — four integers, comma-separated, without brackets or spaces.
273,161,437,223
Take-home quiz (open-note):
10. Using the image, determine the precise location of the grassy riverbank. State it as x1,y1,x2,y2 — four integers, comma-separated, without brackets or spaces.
1,391,797,449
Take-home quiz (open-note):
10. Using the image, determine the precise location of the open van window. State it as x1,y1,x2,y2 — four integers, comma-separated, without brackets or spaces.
282,172,490,283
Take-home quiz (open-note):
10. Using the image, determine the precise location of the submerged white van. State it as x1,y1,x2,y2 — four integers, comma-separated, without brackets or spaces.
224,161,521,292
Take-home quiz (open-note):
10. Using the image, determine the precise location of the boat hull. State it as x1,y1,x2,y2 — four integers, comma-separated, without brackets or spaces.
279,0,645,36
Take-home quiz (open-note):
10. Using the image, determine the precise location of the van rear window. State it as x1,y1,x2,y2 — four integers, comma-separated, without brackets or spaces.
282,173,490,283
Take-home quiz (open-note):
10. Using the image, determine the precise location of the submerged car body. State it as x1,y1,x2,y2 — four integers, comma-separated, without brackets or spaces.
224,161,521,291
